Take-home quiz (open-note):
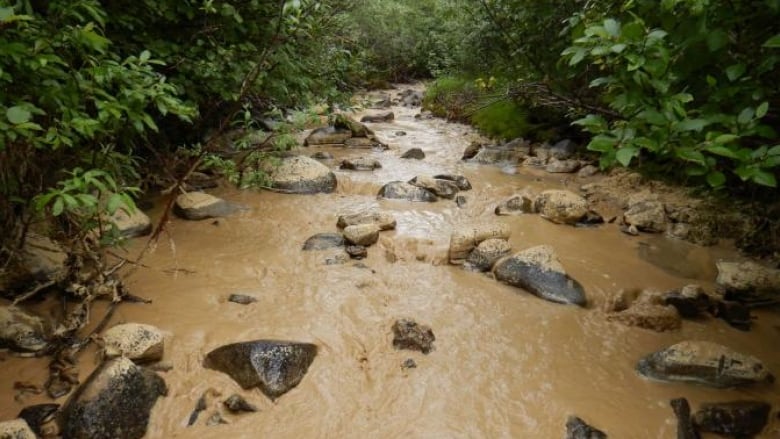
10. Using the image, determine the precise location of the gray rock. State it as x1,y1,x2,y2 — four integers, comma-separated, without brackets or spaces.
340,157,382,171
102,323,164,363
716,260,780,304
493,245,587,306
534,190,589,225
392,319,435,354
378,181,437,202
360,112,394,123
448,223,511,264
0,306,48,353
223,394,258,413
399,90,423,107
346,245,367,259
345,137,387,150
578,165,599,178
545,158,580,174
472,141,529,165
551,139,578,160
106,205,152,238
401,148,425,160
636,341,773,388
0,419,36,439
565,416,607,439
174,192,236,220
461,142,483,160
522,157,547,168
302,233,344,251
323,250,349,265
466,238,511,272
495,195,535,216
61,357,167,439
333,114,374,138
455,195,467,208
304,126,352,146
623,192,667,232
270,156,337,194
310,151,334,160
409,176,460,199
693,400,771,438
17,404,59,438
670,398,698,439
343,224,380,246
337,212,396,231
432,174,472,191
401,358,417,369
228,294,258,305
203,340,317,400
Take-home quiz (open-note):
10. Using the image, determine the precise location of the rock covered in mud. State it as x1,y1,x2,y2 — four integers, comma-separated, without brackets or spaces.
337,211,396,231
448,223,511,264
174,192,236,220
304,126,353,146
466,238,511,272
495,194,535,216
270,156,337,194
360,112,394,123
605,290,681,332
493,245,587,306
340,157,382,171
716,260,780,303
0,306,48,353
203,340,317,400
343,224,380,246
302,232,345,251
101,323,164,363
378,181,437,202
565,416,607,439
693,400,771,438
107,205,152,238
401,148,425,159
546,158,580,174
61,357,167,439
623,192,667,232
433,174,472,191
392,319,435,354
636,341,773,388
409,175,460,199
534,190,589,225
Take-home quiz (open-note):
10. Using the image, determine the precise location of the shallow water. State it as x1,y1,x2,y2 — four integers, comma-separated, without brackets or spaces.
1,91,779,438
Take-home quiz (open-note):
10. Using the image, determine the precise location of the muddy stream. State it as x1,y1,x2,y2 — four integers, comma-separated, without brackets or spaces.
2,91,779,438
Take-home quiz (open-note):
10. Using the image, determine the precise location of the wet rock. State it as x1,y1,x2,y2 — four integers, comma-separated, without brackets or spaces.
333,114,373,138
392,319,435,354
337,212,396,231
203,340,317,400
360,112,394,123
636,341,773,388
270,156,337,194
577,210,605,226
669,398,699,439
448,223,511,264
455,195,467,208
663,285,712,318
551,139,578,160
345,137,387,150
621,224,640,236
378,181,437,202
102,323,164,363
465,238,511,272
693,401,771,438
521,157,546,168
0,233,66,294
107,206,152,238
565,416,607,439
343,224,380,246
311,151,334,160
401,147,425,159
495,195,535,216
18,403,59,437
461,141,483,160
409,176,460,199
185,172,219,191
346,245,368,259
606,290,681,332
578,165,600,178
401,358,417,369
205,411,227,426
623,193,667,232
493,245,587,306
340,157,382,171
534,190,589,225
0,306,48,353
174,192,236,220
302,232,344,251
546,158,580,174
304,126,352,146
716,260,780,304
223,394,258,413
432,174,472,191
61,357,167,439
399,89,423,107
0,419,36,439
228,294,257,305
714,301,753,331
323,249,349,265
472,141,529,165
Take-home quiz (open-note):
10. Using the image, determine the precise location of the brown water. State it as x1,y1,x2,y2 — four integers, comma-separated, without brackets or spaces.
2,92,780,438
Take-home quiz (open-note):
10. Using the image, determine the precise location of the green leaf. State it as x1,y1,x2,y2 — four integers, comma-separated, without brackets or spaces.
610,43,627,53
756,102,769,118
738,107,755,125
706,30,729,52
604,19,620,37
725,64,746,82
638,110,667,126
763,34,780,48
52,198,64,216
587,135,618,152
676,148,706,165
139,50,151,62
675,118,709,132
752,170,777,187
107,193,123,214
713,134,739,144
705,145,739,159
6,106,31,124
706,171,726,187
616,147,637,166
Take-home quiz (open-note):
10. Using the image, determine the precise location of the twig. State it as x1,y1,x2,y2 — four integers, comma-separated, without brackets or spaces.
12,280,56,305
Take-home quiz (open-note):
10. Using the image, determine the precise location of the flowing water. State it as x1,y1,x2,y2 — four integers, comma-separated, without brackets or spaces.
2,91,780,438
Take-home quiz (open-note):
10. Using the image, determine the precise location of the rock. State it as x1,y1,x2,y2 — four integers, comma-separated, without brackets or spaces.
550,139,578,160
174,192,236,220
343,224,380,246
345,137,387,149
669,398,699,439
565,416,607,439
546,158,580,173
270,156,337,194
448,223,511,264
18,404,59,437
399,89,423,107
455,195,467,208
606,290,682,332
522,157,547,168
534,190,589,225
621,224,640,236
0,306,48,353
465,238,511,272
323,250,349,265
337,212,396,230
663,285,712,318
401,359,417,369
0,233,66,294
340,157,382,171
472,141,529,165
302,232,344,251
102,323,164,363
636,341,774,388
205,411,227,426
61,357,167,439
533,144,552,161
693,401,771,438
432,174,472,191
0,419,36,439
493,245,587,306
333,114,373,138
716,260,780,304
495,195,535,216
461,141,483,160
714,301,753,331
228,294,257,305
577,210,605,226
360,112,394,123
346,245,367,259
401,148,425,159
185,172,219,191
409,176,460,199
203,340,317,400
624,193,667,232
223,394,258,413
304,126,352,146
311,151,334,160
378,181,437,202
107,206,152,238
395,131,407,136
578,165,599,178
392,319,435,354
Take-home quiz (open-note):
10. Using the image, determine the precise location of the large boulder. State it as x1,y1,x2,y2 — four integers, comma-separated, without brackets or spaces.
337,212,396,231
174,192,236,220
203,340,317,400
378,181,437,202
360,112,394,123
693,401,771,438
0,419,36,439
101,323,164,363
61,357,167,439
623,192,667,232
304,126,352,146
465,238,511,272
636,341,774,388
409,176,460,199
343,224,380,246
448,223,511,264
493,245,587,306
270,156,337,194
0,306,48,353
716,260,780,304
302,233,344,251
534,190,589,225
340,157,382,171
